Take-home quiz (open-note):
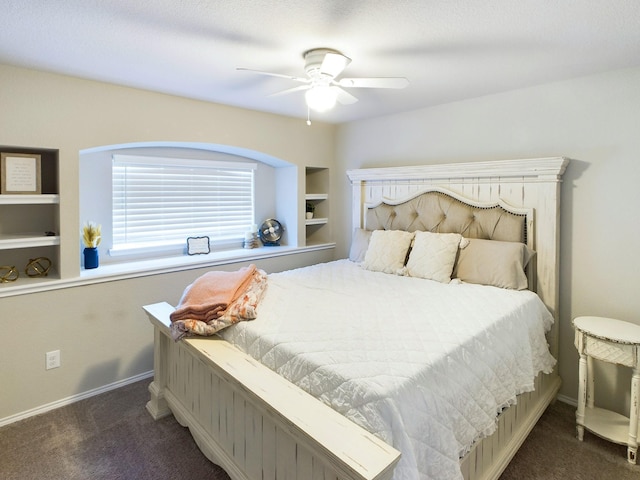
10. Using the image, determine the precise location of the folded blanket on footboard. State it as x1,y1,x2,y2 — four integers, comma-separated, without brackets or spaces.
170,264,268,340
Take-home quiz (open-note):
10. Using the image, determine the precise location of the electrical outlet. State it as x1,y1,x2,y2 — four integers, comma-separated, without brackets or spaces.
46,350,60,370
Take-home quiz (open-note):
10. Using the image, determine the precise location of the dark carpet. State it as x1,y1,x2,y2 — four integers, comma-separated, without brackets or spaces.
1,380,638,479
0,380,229,480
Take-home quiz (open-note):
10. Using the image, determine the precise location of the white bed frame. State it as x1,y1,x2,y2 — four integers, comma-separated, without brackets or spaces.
144,157,569,480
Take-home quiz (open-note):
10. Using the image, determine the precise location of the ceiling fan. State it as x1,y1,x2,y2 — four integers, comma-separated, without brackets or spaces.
237,48,409,113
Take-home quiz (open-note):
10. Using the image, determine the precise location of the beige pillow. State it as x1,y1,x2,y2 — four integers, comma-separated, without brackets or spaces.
453,238,534,290
406,231,462,283
349,228,372,263
362,230,415,275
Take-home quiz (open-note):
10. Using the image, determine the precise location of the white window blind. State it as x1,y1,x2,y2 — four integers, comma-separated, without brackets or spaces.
112,154,256,254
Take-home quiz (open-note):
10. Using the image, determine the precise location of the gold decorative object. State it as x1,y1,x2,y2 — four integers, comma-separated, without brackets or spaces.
0,265,19,283
25,257,52,277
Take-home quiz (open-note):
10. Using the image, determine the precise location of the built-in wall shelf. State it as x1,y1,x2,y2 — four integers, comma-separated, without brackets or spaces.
305,193,328,201
0,145,60,287
305,167,330,246
305,217,328,226
0,194,59,205
0,233,60,250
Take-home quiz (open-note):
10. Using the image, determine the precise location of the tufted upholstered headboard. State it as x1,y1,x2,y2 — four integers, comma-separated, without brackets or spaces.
347,157,569,359
365,188,529,244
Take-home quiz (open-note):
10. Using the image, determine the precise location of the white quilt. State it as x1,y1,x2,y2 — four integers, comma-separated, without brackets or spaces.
221,260,556,480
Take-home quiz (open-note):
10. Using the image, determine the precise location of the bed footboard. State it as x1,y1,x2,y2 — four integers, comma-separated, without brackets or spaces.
144,302,401,480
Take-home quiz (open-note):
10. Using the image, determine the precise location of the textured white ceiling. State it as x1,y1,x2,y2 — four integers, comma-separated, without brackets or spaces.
2,1,640,124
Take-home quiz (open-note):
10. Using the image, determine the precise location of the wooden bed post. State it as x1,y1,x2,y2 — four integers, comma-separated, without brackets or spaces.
351,179,366,229
532,172,565,361
145,303,173,419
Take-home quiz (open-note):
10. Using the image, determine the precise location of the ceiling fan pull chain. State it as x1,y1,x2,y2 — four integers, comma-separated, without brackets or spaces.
306,106,311,126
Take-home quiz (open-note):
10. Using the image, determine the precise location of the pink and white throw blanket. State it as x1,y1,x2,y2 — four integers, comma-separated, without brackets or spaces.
170,264,267,340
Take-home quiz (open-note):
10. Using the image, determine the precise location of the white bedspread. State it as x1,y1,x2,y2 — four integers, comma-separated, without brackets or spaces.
221,260,556,480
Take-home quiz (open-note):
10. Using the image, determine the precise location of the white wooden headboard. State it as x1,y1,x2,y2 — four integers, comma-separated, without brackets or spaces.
347,157,569,359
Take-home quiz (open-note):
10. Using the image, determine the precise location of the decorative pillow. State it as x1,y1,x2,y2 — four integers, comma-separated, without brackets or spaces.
349,228,372,263
362,230,415,275
405,231,463,283
453,238,535,290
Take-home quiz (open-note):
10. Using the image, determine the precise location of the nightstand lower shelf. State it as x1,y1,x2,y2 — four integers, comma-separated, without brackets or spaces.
584,407,632,445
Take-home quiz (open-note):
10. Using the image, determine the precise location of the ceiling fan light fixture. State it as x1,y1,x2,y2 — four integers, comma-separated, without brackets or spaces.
238,48,408,116
305,85,337,112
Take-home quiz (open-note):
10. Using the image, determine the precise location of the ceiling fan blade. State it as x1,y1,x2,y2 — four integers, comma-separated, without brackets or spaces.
268,84,311,97
338,77,409,89
236,67,309,83
320,53,351,77
333,87,358,105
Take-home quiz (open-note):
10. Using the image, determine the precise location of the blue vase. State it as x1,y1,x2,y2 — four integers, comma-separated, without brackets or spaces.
84,247,99,269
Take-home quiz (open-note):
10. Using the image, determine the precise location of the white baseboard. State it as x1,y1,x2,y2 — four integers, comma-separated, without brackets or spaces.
0,370,153,428
556,393,578,407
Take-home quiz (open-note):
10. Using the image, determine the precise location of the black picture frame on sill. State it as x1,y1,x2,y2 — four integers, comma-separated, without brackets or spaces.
1,152,42,194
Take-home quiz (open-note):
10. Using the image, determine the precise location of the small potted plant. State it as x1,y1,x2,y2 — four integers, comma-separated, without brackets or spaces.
82,221,101,269
305,201,315,220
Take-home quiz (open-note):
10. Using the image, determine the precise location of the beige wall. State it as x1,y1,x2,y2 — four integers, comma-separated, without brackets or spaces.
0,64,336,421
335,66,640,414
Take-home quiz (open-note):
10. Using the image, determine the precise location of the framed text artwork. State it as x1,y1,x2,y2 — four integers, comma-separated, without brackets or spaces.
1,152,42,194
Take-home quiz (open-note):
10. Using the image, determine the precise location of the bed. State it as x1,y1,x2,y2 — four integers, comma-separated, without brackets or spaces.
143,157,569,480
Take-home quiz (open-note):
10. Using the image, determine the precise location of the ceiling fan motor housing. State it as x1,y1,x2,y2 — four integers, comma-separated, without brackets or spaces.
303,48,345,81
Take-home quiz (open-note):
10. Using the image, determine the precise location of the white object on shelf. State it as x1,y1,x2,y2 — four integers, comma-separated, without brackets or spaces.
573,315,640,464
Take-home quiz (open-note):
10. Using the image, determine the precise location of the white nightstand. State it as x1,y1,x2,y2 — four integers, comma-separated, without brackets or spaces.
573,316,640,464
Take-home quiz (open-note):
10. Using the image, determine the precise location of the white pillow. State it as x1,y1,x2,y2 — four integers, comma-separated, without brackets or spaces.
348,228,372,263
405,231,462,283
362,230,415,275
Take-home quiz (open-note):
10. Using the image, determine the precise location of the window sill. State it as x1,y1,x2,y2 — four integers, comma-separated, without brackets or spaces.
0,243,335,298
